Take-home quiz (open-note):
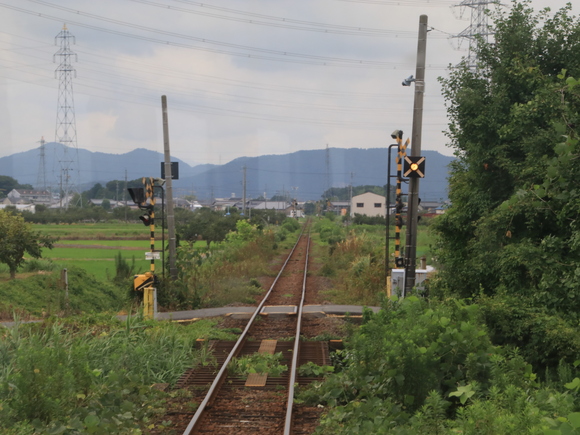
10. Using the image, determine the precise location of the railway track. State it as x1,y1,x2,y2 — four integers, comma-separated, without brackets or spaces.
166,224,330,434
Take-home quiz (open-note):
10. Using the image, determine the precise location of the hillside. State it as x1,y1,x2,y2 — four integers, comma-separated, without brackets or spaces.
0,144,453,201
178,148,453,201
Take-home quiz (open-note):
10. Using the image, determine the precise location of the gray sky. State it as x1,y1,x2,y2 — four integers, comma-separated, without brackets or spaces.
0,0,575,167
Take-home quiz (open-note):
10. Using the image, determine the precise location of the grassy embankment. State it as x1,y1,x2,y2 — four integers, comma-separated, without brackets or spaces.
311,218,436,306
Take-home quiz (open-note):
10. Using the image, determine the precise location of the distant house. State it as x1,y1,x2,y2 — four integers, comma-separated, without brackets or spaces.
89,199,124,208
7,189,51,204
351,192,386,218
250,201,297,216
420,201,448,217
212,197,242,212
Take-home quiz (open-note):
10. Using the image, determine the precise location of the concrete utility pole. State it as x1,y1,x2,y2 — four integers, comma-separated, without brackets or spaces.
242,165,247,216
404,14,428,295
161,95,178,281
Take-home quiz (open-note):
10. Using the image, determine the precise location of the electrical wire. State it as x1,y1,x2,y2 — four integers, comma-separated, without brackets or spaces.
334,0,456,5
131,0,448,38
1,1,422,68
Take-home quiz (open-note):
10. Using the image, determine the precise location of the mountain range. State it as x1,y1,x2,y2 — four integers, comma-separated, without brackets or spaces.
0,142,454,201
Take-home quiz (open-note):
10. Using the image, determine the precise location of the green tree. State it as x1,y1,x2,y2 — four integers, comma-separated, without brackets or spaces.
0,210,55,278
432,2,580,314
0,175,22,198
303,202,316,215
86,183,106,200
178,208,239,246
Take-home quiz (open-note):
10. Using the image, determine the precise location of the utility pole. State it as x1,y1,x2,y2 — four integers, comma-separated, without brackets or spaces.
242,165,247,216
36,137,47,191
404,15,428,295
161,95,178,281
124,169,128,222
349,172,354,221
325,144,331,198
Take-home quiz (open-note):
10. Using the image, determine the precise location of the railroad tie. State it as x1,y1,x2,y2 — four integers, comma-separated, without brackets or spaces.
245,339,278,387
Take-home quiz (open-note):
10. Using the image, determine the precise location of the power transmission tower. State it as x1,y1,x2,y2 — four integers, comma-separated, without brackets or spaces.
54,24,80,209
36,136,47,191
453,0,499,70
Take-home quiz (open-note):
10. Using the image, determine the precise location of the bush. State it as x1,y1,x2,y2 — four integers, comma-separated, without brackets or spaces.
281,218,300,233
173,229,277,310
19,258,56,273
476,293,580,373
113,251,136,284
300,298,496,430
305,298,580,434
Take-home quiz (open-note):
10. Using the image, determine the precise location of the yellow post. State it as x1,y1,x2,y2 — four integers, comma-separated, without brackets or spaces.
143,287,154,319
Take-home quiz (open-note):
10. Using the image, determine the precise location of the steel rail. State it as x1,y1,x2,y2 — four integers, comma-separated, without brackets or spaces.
284,230,310,435
182,223,309,435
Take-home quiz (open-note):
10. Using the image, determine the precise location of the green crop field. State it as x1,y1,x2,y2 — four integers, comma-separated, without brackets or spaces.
41,245,152,280
32,223,156,280
34,223,149,239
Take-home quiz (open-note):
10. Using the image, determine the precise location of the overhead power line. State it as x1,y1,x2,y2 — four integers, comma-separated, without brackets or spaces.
335,0,456,5
132,0,447,38
0,1,418,68
2,31,445,101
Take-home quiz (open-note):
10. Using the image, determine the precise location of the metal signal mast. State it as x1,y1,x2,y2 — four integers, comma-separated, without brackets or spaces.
453,0,499,70
54,24,80,208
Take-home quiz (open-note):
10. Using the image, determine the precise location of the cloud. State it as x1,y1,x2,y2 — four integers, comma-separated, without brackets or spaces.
0,0,575,178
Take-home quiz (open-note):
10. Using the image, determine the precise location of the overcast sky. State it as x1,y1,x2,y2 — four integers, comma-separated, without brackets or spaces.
0,0,576,168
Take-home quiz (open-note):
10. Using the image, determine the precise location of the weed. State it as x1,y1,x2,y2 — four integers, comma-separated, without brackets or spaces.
298,361,335,377
229,352,288,377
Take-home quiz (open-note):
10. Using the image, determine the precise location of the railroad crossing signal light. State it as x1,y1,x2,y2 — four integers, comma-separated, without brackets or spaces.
395,257,405,268
404,156,426,178
139,211,152,226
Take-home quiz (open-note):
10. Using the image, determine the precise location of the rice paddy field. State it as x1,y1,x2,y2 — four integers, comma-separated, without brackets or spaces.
35,223,155,280
30,221,434,281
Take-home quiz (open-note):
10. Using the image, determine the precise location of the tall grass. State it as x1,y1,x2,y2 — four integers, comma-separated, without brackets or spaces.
0,314,239,433
172,222,298,310
320,231,386,305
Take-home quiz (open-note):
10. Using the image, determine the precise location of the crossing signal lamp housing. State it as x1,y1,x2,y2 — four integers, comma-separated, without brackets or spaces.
139,212,152,226
128,188,146,206
404,156,426,178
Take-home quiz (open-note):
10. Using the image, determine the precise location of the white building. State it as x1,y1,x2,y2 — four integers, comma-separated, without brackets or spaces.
7,189,51,204
350,192,386,218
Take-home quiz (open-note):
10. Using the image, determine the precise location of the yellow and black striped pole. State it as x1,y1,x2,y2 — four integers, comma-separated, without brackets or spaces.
143,177,156,319
395,138,409,260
